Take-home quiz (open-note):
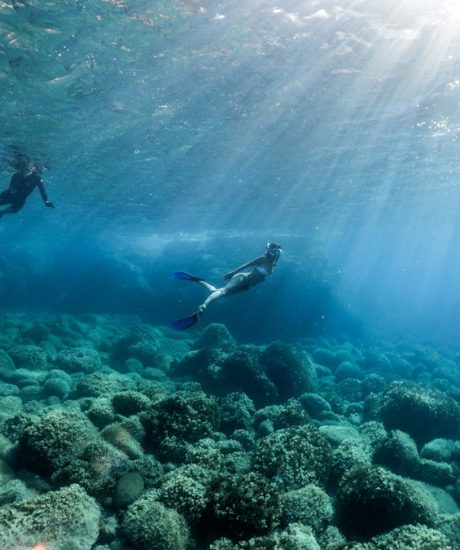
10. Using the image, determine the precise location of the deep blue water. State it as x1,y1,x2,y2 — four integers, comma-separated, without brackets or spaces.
2,0,460,344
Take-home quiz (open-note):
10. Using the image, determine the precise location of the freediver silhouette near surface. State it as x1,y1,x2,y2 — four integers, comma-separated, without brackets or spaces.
171,242,283,330
0,155,55,219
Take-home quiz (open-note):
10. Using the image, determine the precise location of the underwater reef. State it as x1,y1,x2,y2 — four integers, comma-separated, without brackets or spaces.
0,315,460,548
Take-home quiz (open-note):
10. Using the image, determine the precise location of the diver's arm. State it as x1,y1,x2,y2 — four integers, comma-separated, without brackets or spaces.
37,178,54,208
224,256,263,280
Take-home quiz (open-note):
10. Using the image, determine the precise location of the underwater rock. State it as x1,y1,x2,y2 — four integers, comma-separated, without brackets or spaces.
373,429,420,477
253,399,309,433
336,465,438,539
101,423,144,459
298,392,332,417
281,484,334,534
209,524,323,549
335,360,363,382
130,454,163,489
312,348,341,369
0,350,16,380
0,381,19,397
193,322,237,351
253,425,332,490
210,471,281,541
380,381,460,445
8,344,47,370
344,524,452,549
52,440,129,500
421,438,458,463
417,458,455,487
56,346,101,373
20,385,43,401
0,484,101,549
184,438,225,471
175,339,318,406
141,391,220,459
218,392,256,434
112,390,151,416
76,371,135,397
22,323,49,343
112,325,159,364
114,471,145,509
158,468,209,524
361,373,386,398
331,438,372,484
437,513,460,549
359,421,387,449
258,342,318,400
125,339,159,367
0,479,30,505
17,410,99,475
121,493,189,550
86,397,116,429
43,376,71,399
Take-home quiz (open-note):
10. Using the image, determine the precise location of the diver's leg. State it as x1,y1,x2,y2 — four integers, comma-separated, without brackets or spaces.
11,198,26,213
222,273,251,295
196,280,218,293
0,197,26,218
173,272,217,292
171,288,224,330
0,191,13,217
0,190,11,206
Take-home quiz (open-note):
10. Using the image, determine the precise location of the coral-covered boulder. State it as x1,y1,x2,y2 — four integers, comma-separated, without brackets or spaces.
336,465,437,539
8,345,47,370
17,410,99,475
253,425,332,490
0,484,100,549
259,342,318,401
210,471,281,541
122,493,189,550
56,347,101,373
380,381,460,445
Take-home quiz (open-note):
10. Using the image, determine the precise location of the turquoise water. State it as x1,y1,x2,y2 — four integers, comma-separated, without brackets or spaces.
2,1,460,549
2,0,460,342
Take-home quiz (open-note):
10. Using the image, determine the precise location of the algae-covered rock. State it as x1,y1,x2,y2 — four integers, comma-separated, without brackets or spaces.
210,471,281,541
193,323,237,351
158,469,209,523
282,484,333,534
373,429,420,476
345,524,452,549
336,465,438,539
380,381,460,444
253,424,332,489
0,484,101,549
56,347,101,373
76,371,135,397
259,342,318,400
17,410,99,475
114,471,145,509
121,493,189,549
8,345,47,370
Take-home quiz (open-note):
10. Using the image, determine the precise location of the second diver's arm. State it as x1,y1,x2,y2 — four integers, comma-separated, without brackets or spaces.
37,178,54,207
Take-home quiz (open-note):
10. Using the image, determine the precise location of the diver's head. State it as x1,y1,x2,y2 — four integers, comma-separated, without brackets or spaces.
266,242,282,258
14,154,33,174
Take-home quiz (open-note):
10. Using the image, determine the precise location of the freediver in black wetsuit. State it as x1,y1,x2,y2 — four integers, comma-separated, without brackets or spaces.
171,242,283,330
0,159,55,218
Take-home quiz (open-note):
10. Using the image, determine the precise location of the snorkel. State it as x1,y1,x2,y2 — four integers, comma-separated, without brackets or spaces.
266,242,282,265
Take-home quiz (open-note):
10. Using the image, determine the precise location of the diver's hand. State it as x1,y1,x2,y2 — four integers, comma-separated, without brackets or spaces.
45,201,55,208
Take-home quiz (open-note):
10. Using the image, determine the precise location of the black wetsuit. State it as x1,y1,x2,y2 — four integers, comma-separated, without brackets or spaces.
0,171,48,212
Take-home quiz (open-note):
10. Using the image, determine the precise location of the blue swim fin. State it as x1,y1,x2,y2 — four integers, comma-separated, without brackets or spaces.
171,313,199,330
173,271,204,283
